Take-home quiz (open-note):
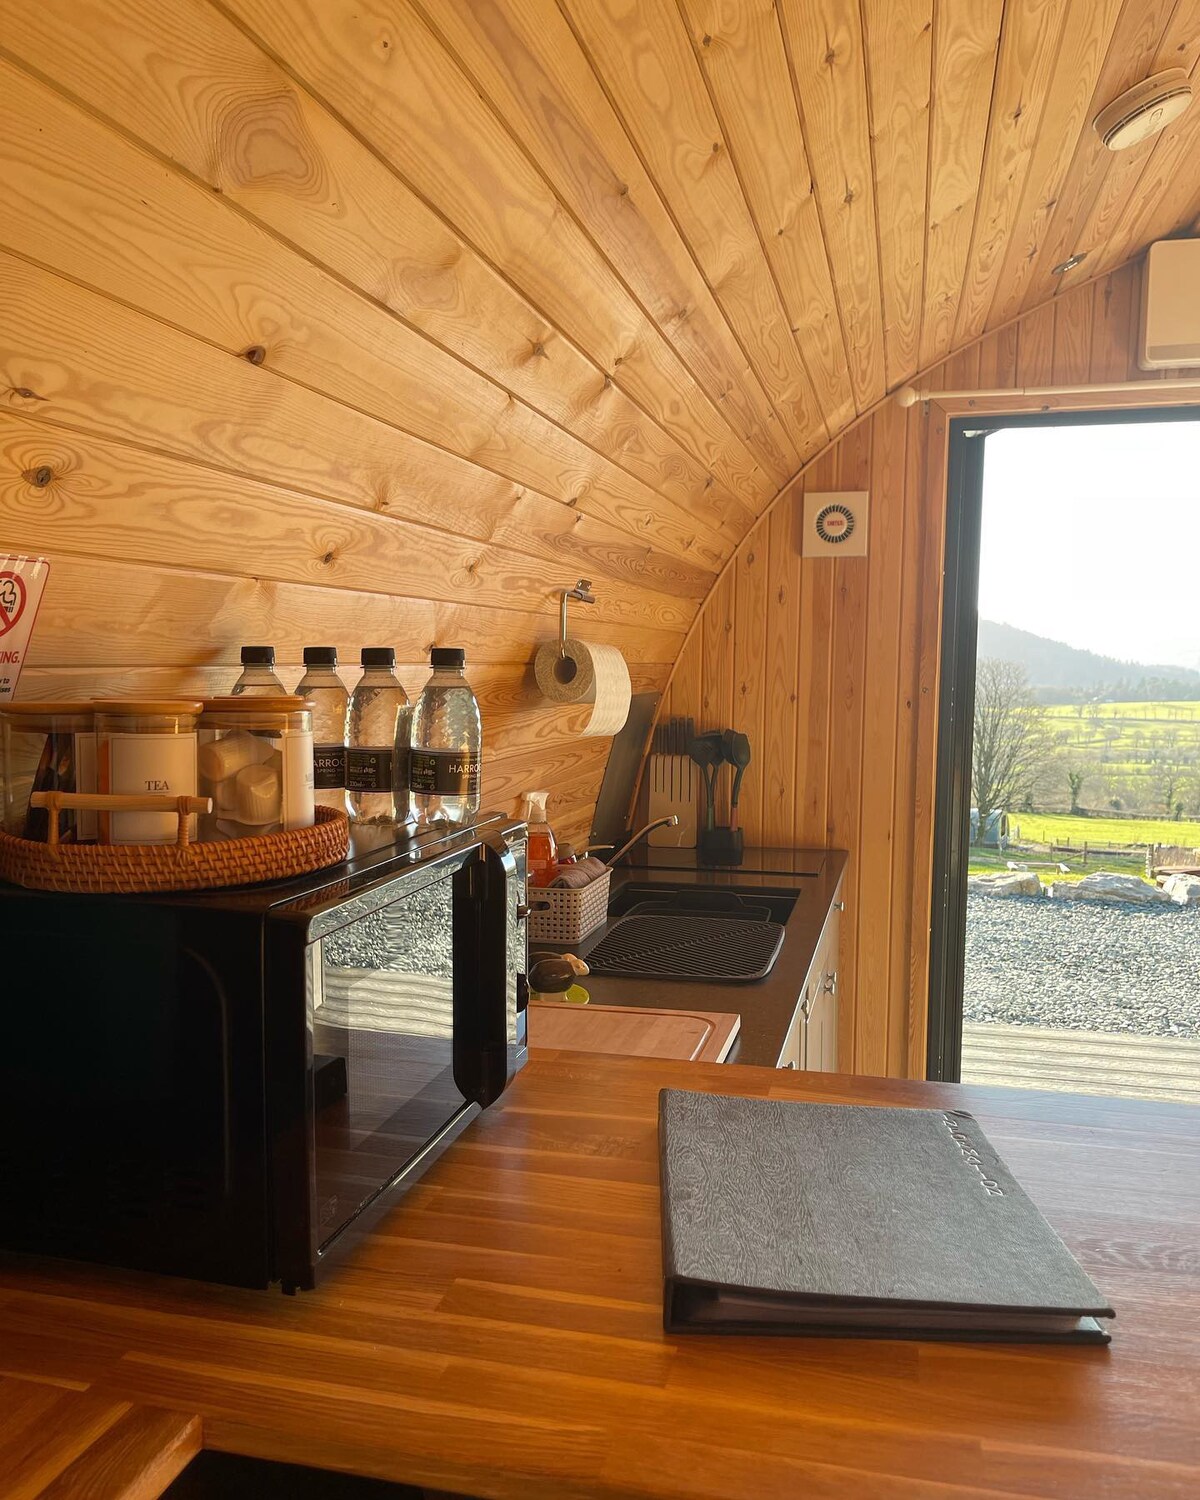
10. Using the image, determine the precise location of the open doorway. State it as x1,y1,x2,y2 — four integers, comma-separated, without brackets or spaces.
928,409,1200,1101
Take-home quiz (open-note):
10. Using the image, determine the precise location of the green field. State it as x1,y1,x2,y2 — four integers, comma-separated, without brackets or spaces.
1007,810,1200,847
1032,699,1200,819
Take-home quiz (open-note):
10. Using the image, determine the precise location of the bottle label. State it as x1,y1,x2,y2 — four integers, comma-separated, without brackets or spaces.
409,749,481,797
346,746,394,793
314,743,346,790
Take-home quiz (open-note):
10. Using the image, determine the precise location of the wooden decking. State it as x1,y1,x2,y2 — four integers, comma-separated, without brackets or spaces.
962,1022,1200,1105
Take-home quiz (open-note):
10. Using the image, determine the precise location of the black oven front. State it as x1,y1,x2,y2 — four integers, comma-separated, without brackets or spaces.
267,825,527,1290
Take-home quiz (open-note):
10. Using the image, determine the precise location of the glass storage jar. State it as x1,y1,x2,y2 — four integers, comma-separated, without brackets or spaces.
0,702,97,842
95,700,204,845
198,696,315,840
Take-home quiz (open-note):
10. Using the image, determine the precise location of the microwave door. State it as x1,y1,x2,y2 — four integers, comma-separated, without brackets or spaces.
452,833,520,1107
294,838,518,1278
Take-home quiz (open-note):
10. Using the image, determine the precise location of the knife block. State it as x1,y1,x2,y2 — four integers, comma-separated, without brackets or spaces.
647,755,698,847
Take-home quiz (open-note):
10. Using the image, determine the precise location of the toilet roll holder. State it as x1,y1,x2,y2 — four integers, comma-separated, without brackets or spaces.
559,579,595,656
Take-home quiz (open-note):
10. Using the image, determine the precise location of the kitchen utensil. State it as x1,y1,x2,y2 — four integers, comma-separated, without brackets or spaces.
726,732,752,832
688,732,725,833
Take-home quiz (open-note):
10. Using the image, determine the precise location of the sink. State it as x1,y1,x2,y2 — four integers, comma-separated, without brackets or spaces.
606,884,799,924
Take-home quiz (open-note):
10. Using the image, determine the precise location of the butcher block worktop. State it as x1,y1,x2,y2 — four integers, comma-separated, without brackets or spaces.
2,1055,1199,1500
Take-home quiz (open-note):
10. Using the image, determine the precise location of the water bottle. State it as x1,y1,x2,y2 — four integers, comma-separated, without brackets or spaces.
296,646,348,815
231,645,285,696
346,648,413,826
410,647,482,827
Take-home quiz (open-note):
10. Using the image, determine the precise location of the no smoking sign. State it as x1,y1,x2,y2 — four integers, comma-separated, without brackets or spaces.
0,555,50,703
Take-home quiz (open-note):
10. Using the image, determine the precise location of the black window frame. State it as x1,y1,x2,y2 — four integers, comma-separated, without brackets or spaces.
926,403,1200,1082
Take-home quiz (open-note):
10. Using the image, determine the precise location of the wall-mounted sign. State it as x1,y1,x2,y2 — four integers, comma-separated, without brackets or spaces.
802,491,869,558
0,554,51,703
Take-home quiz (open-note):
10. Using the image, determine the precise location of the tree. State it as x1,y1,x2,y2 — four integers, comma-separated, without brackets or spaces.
1066,767,1086,815
971,659,1050,838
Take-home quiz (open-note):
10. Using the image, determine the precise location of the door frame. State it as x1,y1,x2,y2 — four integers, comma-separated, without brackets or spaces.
926,403,1200,1082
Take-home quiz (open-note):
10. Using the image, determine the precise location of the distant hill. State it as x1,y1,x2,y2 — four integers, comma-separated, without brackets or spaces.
977,620,1200,703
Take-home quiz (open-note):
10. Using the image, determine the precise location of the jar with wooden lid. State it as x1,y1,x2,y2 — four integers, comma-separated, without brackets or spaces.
0,702,97,842
198,696,315,840
95,701,204,845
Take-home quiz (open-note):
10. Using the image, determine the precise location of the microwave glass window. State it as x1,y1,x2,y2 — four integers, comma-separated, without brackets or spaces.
313,872,467,1251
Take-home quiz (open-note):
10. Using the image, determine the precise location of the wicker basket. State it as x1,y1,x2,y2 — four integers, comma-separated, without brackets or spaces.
0,791,349,894
527,868,611,944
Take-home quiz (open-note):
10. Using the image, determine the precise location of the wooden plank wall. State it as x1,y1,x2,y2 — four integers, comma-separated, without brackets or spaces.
660,263,1187,1078
0,0,778,848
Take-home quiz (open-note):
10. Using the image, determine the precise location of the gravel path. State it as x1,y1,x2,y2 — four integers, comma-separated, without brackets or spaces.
964,893,1200,1037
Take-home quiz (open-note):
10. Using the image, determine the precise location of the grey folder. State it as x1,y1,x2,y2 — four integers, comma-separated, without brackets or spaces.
659,1089,1114,1342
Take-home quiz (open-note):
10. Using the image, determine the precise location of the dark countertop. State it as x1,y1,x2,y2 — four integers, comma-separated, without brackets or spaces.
531,846,847,1067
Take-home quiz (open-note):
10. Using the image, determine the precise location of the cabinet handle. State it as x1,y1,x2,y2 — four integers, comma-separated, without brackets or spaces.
823,971,838,996
833,900,845,912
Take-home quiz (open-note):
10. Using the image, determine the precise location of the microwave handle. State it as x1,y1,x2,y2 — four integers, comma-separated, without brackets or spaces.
452,833,518,1107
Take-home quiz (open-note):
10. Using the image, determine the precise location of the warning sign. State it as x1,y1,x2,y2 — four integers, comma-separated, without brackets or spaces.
0,555,50,703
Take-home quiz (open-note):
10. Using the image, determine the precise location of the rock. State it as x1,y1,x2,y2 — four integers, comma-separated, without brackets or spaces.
1049,871,1171,904
1162,874,1200,906
967,871,1043,898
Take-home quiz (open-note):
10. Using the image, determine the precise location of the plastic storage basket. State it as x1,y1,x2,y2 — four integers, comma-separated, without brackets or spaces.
526,868,611,945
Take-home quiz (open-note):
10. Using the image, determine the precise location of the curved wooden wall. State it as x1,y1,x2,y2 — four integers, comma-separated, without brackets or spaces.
659,262,1199,1078
1,1,1197,1015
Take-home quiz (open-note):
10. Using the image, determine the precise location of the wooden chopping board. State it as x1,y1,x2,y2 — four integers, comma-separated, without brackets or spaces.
528,1001,740,1063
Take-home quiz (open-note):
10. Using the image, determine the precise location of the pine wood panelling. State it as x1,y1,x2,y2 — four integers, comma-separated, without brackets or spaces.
861,0,932,391
677,0,855,433
1,0,752,536
421,0,807,477
659,272,1182,1078
2,0,1198,1011
919,1,1005,370
988,0,1125,325
220,0,782,503
1029,0,1182,298
550,0,825,461
776,0,887,410
952,0,1071,347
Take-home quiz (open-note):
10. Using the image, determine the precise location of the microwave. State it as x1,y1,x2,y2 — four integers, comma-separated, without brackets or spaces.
0,814,527,1291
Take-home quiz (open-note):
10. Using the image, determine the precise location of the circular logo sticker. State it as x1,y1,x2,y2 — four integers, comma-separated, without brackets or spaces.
0,572,27,638
814,503,855,545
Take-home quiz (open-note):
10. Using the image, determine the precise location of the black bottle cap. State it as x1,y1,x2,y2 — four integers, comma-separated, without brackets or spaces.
431,647,465,668
303,646,338,666
361,647,396,667
241,645,275,665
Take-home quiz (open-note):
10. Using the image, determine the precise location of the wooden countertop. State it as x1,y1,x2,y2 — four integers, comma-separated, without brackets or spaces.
2,1055,1198,1499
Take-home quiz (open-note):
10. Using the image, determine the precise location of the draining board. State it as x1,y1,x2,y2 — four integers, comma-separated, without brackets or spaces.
584,913,785,983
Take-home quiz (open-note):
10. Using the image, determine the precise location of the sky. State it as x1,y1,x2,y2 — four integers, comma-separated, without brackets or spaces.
977,419,1200,671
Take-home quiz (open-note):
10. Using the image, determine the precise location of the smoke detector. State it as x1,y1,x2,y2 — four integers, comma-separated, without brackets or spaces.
1093,70,1192,151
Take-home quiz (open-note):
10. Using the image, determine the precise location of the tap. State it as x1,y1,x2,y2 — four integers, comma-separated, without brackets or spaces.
602,815,679,868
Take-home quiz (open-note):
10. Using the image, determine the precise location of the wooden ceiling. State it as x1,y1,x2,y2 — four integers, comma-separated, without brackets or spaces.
4,0,1200,596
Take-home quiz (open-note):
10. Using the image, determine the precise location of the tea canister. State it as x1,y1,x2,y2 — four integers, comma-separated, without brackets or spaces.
0,702,97,842
198,696,315,840
95,700,204,844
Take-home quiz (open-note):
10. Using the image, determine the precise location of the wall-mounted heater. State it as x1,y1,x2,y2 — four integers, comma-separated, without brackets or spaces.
1139,239,1200,370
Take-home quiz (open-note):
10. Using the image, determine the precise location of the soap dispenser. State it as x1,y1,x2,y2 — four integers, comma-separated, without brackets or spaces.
520,790,558,888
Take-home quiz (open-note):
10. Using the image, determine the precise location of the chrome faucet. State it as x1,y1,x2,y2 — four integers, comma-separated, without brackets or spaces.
600,815,679,869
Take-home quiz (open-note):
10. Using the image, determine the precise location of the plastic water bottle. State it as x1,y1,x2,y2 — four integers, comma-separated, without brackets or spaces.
346,648,413,827
231,645,285,696
296,646,348,815
409,647,481,827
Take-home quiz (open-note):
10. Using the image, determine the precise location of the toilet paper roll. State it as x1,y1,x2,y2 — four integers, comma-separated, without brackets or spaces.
534,637,631,737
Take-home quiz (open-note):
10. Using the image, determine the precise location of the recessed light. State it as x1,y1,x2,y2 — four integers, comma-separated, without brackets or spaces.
1051,253,1087,276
